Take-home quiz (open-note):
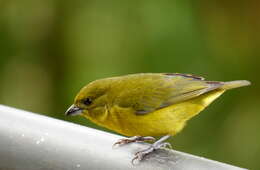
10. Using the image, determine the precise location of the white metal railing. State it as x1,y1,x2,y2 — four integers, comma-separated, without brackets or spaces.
0,105,247,170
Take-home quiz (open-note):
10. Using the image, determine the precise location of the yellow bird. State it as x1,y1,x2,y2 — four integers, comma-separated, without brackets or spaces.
65,73,250,162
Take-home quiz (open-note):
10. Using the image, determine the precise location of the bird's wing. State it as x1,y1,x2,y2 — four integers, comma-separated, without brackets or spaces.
116,73,222,115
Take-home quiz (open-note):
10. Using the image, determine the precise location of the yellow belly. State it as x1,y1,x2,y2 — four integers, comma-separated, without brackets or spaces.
85,90,225,137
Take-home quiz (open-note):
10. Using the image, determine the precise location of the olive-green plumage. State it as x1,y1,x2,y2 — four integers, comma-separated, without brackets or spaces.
67,73,250,137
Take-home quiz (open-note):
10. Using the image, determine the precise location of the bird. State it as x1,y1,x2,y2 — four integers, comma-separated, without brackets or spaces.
65,73,250,163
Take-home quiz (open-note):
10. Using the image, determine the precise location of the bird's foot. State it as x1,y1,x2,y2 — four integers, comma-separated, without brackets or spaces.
132,136,172,164
113,136,155,147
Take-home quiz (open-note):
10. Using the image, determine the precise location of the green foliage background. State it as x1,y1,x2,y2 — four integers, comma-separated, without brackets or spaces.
0,0,259,169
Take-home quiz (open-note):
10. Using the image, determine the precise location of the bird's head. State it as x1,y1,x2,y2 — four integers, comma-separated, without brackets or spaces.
65,78,112,121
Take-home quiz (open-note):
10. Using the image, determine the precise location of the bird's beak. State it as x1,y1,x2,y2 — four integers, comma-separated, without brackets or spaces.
65,104,83,116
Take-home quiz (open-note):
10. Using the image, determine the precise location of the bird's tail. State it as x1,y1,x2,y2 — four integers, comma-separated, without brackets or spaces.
221,80,251,90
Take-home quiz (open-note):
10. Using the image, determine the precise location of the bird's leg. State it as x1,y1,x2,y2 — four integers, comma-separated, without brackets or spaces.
132,135,172,164
113,136,155,147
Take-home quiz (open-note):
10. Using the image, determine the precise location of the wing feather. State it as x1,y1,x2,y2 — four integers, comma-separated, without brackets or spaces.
114,73,222,115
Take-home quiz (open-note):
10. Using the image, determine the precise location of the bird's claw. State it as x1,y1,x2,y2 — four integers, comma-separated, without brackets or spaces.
113,135,172,164
131,146,154,164
131,153,145,165
113,136,155,148
112,139,133,148
158,142,172,149
131,142,172,164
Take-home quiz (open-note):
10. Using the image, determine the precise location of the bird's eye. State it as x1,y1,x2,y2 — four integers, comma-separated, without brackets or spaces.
83,98,92,105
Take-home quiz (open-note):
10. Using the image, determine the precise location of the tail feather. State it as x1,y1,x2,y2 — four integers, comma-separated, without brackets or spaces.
221,80,251,90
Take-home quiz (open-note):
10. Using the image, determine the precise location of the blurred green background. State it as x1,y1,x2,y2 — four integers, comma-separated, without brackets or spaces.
0,0,259,169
